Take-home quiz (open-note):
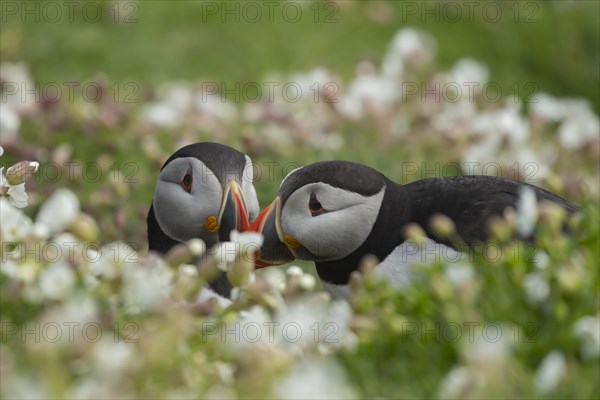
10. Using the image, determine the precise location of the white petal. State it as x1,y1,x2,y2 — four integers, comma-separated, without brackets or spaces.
230,230,264,249
535,351,566,393
7,183,28,208
516,186,538,237
36,188,80,234
0,197,32,241
38,261,76,300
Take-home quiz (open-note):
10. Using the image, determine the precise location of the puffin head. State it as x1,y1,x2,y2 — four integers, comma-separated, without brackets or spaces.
148,142,259,252
250,161,386,266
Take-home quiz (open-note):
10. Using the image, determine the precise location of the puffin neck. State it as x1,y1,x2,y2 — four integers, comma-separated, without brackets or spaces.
147,203,180,254
314,179,410,285
147,203,233,298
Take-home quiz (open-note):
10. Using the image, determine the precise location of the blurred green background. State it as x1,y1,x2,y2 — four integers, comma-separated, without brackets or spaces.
2,0,599,110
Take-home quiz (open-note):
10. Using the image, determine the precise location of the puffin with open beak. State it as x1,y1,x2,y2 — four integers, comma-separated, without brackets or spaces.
250,161,579,299
147,142,259,298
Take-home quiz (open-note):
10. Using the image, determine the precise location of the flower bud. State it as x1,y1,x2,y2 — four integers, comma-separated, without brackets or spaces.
539,201,566,234
68,213,100,242
5,161,39,185
165,243,194,268
429,213,456,239
359,254,378,276
299,274,316,291
171,264,203,301
544,174,564,195
187,238,205,257
286,265,303,277
350,271,364,292
488,216,512,243
403,223,427,245
227,258,254,287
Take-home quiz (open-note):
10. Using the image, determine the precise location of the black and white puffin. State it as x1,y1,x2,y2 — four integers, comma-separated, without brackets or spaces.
147,142,259,298
250,161,579,299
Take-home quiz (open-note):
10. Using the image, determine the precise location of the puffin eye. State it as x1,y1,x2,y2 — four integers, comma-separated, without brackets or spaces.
308,192,326,216
181,167,193,193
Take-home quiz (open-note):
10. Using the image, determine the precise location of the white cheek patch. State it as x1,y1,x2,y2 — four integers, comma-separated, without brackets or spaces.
153,159,223,243
282,184,385,261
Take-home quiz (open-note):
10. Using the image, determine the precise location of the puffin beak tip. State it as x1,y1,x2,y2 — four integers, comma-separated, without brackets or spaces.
249,197,295,268
218,181,250,241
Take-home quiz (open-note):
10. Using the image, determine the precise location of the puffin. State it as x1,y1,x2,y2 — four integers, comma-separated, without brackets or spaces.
147,142,259,298
250,161,580,299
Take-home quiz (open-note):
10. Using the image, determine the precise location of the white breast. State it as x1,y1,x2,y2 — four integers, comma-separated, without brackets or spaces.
322,281,353,301
322,239,464,300
374,238,463,287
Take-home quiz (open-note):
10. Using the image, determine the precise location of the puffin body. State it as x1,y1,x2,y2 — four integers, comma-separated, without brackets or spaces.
250,161,579,299
147,142,259,298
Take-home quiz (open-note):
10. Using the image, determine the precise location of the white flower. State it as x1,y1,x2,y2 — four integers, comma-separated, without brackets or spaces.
208,241,239,271
0,62,37,114
38,261,76,300
272,357,358,399
0,197,32,241
259,267,287,292
0,104,20,139
289,67,334,101
122,262,170,311
1,158,40,208
299,274,316,291
450,58,489,88
0,259,18,278
523,272,550,303
36,188,80,234
438,366,480,399
230,229,264,253
89,241,137,279
516,186,538,237
469,105,530,144
462,325,512,367
3,376,49,400
140,103,180,128
195,92,237,122
530,93,563,122
572,315,600,359
92,337,135,377
286,265,303,277
66,378,114,400
2,172,21,208
336,74,398,119
535,251,551,270
140,82,193,128
187,238,206,256
444,262,475,288
382,28,435,77
558,101,599,150
43,293,98,329
203,385,236,400
196,285,232,308
535,351,566,393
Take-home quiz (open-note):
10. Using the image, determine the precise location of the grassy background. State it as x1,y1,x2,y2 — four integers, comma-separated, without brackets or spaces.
2,0,598,110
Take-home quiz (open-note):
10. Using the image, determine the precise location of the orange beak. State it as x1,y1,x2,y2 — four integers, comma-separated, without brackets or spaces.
249,197,295,268
217,181,250,241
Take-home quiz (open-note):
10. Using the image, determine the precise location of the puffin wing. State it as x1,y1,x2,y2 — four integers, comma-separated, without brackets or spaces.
404,176,579,245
